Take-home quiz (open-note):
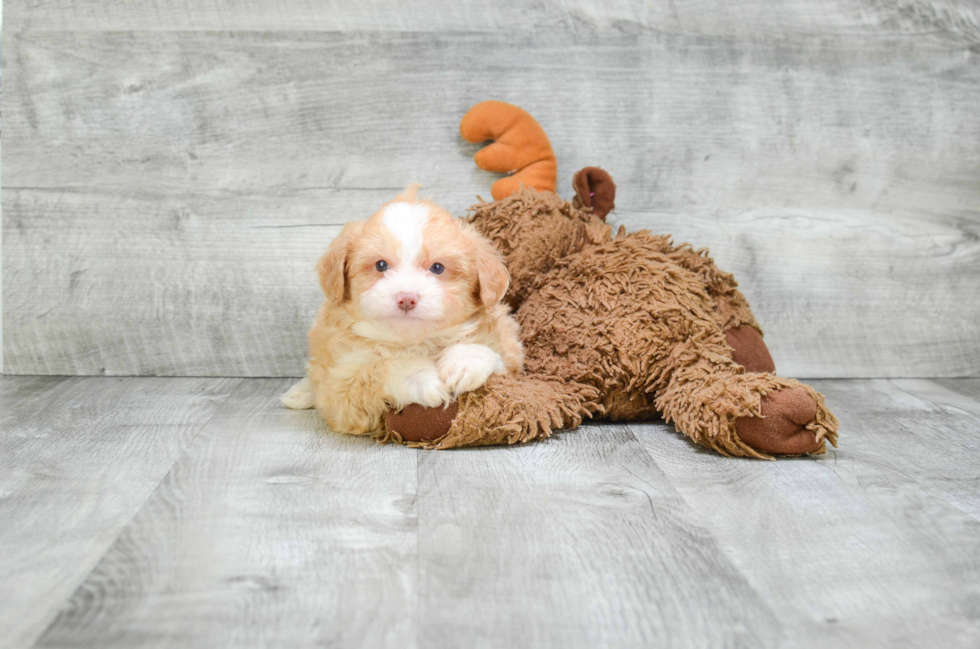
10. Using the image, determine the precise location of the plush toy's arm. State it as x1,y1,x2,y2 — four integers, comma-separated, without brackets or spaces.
383,373,600,448
460,101,557,201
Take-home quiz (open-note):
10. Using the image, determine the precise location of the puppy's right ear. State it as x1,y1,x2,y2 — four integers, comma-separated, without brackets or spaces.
317,221,363,303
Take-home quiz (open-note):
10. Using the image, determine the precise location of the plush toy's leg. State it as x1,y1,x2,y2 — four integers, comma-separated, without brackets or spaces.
660,243,775,373
566,166,773,373
724,325,776,375
653,338,838,458
383,373,600,449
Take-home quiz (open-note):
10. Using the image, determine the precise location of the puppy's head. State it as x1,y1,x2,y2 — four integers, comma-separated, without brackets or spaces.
318,186,509,338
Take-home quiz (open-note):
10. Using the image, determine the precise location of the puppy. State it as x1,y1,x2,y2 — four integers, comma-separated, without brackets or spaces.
281,185,523,438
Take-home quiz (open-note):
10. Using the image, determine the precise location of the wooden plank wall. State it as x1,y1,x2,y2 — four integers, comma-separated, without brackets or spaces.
3,1,979,378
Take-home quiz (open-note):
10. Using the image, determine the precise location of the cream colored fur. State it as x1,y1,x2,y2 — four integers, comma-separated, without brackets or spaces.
282,190,523,438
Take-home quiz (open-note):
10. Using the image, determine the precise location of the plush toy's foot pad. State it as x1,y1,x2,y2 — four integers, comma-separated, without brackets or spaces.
725,325,776,374
386,401,459,444
734,387,824,455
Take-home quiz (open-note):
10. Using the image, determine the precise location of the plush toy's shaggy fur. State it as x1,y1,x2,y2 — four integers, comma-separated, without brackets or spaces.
383,101,839,459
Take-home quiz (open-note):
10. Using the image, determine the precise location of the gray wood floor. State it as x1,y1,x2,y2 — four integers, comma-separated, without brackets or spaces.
2,376,979,648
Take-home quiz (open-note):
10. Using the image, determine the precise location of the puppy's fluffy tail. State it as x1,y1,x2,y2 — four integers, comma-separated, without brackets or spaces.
281,377,316,409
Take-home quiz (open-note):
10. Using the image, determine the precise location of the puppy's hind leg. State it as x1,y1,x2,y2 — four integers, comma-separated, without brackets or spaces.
281,376,316,409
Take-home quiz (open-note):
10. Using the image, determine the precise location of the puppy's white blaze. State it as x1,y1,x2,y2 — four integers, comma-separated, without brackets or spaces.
382,201,430,268
360,200,446,324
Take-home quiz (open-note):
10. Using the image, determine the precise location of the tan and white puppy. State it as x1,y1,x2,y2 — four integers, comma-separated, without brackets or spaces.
281,186,523,437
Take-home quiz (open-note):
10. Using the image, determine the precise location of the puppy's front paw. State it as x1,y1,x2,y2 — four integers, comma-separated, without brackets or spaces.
438,344,505,397
387,363,451,408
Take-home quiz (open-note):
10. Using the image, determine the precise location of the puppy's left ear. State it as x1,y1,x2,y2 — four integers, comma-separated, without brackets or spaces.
470,229,510,308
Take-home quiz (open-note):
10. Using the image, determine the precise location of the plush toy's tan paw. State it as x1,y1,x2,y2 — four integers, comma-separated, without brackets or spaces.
734,387,823,455
725,325,776,374
385,402,459,443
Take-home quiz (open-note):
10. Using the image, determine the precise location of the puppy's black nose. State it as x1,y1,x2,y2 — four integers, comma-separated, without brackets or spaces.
396,292,418,312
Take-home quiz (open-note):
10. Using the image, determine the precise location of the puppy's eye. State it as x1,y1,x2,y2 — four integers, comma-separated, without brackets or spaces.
430,262,444,275
375,260,389,272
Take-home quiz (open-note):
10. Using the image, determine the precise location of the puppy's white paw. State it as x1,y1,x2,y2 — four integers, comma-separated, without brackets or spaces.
387,363,451,408
281,377,315,409
438,344,505,397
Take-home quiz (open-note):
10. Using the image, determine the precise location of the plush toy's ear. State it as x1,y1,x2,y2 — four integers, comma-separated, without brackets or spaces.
466,226,509,308
316,221,363,303
572,167,616,220
460,100,557,201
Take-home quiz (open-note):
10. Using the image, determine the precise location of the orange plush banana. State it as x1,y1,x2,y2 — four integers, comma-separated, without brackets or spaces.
459,100,558,201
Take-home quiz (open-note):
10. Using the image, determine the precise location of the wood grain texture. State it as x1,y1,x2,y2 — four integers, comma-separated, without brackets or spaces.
416,425,782,647
0,375,238,649
4,0,980,41
935,377,980,400
814,378,980,518
1,135,4,373
633,378,980,648
5,376,980,647
3,20,979,377
34,379,420,649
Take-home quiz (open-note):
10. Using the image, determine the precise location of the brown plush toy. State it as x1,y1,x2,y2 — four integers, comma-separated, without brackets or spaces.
384,101,839,459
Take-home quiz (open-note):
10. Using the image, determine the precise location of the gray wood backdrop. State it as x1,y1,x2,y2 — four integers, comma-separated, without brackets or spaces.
2,0,979,378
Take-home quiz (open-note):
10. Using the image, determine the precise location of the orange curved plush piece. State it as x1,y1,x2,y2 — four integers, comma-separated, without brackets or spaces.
460,100,557,200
